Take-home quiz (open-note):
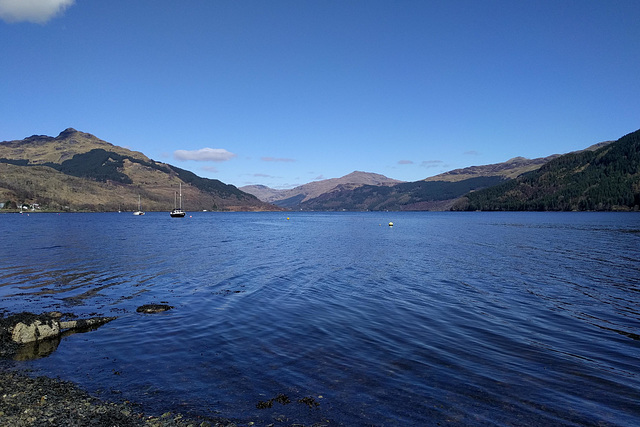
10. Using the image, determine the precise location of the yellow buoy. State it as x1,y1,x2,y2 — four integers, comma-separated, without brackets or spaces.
388,222,393,227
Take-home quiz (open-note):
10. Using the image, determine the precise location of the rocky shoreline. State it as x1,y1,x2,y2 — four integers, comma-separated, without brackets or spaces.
0,311,329,426
0,311,241,426
0,368,231,426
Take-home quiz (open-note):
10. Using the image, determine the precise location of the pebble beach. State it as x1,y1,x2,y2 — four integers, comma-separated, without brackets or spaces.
0,369,233,426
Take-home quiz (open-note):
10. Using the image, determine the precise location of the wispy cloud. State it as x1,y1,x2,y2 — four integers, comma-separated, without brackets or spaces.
201,166,219,173
261,156,295,162
0,0,75,23
173,148,236,162
464,150,480,156
398,160,414,165
421,160,444,168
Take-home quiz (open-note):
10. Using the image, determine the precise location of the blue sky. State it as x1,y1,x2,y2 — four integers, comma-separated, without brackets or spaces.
1,0,639,189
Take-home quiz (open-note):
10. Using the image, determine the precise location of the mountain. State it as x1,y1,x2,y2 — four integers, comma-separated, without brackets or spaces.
453,129,640,211
425,142,612,183
0,128,278,212
425,155,561,182
297,176,507,211
4,127,631,213
240,171,404,208
245,138,618,211
242,156,563,211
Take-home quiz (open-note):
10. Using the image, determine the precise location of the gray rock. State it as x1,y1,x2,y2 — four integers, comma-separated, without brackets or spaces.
11,319,61,344
136,304,173,314
3,313,116,345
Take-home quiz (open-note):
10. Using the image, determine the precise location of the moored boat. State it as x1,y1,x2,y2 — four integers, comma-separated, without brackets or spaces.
133,195,145,215
170,183,186,218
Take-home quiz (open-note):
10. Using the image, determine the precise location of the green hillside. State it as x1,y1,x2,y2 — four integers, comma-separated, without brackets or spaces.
454,129,640,211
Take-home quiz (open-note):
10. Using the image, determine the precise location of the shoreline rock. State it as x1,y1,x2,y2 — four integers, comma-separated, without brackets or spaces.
10,314,116,345
0,312,116,360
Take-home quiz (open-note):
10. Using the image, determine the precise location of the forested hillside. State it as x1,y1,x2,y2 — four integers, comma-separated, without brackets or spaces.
300,176,506,211
454,129,640,211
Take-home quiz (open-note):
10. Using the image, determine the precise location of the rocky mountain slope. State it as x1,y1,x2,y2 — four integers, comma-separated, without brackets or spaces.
0,129,278,212
426,141,611,183
425,155,560,182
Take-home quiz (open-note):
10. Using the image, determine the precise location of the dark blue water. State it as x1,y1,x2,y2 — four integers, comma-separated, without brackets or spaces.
1,212,639,426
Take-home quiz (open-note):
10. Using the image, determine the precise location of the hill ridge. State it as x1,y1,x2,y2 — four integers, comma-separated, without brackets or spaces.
240,170,403,207
0,129,278,212
454,129,640,211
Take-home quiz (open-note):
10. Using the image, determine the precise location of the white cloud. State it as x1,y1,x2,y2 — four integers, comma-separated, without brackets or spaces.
261,156,295,162
0,0,75,24
398,160,414,165
173,148,236,162
421,160,444,168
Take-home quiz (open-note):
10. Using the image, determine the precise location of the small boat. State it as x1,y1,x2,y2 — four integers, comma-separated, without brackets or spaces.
170,183,186,218
133,195,145,216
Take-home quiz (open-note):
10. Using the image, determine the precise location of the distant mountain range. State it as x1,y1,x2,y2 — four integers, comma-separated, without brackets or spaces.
240,137,629,211
240,171,403,208
2,128,637,212
0,128,277,212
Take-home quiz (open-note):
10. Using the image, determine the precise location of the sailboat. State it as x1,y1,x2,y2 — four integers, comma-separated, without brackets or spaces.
170,183,186,218
133,195,145,216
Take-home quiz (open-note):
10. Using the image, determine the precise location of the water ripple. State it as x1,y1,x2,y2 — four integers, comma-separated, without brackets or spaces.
1,212,639,425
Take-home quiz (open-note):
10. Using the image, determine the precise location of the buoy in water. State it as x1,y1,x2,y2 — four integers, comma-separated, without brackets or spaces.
388,222,393,227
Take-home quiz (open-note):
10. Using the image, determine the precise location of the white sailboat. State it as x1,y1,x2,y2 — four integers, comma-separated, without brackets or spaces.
170,183,186,218
133,195,145,215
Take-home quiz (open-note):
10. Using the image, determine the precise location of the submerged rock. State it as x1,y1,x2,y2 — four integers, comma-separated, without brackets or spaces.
136,304,173,314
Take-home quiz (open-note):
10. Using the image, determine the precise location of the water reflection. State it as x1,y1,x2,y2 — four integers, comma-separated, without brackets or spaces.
13,337,61,361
